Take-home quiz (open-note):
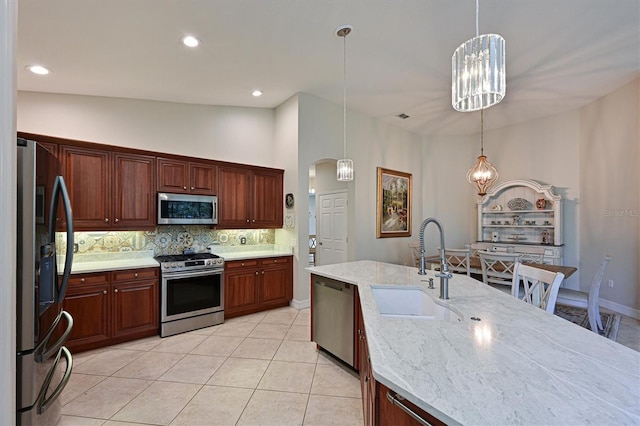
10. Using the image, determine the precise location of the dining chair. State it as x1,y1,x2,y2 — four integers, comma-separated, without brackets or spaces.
408,242,421,268
438,248,471,276
555,254,613,332
478,251,522,296
513,246,547,263
514,262,564,313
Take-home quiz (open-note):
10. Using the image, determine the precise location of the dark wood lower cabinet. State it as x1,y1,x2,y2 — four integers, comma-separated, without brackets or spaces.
64,268,159,353
224,256,293,319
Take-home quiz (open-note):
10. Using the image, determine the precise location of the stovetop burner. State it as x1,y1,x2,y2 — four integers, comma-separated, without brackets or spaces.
155,252,220,263
155,252,224,272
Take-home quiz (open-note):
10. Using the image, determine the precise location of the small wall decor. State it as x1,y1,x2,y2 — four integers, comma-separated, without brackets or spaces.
285,193,294,209
376,167,412,238
536,198,547,209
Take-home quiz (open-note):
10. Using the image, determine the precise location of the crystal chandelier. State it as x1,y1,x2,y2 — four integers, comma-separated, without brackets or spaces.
336,25,354,182
466,109,498,195
452,0,505,112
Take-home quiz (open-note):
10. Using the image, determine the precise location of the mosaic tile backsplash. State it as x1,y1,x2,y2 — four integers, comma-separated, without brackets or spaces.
57,226,276,256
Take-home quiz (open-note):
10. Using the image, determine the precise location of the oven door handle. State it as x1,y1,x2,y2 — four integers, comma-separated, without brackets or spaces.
163,269,223,280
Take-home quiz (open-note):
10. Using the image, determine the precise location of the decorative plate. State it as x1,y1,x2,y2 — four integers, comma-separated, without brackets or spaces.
507,198,530,210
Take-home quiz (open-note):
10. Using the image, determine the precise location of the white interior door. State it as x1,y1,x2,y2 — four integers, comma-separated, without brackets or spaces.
316,191,348,266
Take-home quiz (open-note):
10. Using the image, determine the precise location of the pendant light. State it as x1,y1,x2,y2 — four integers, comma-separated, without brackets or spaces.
466,109,498,195
336,24,354,182
452,0,505,112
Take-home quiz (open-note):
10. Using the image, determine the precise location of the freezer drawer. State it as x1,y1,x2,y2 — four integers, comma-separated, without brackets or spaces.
312,276,354,366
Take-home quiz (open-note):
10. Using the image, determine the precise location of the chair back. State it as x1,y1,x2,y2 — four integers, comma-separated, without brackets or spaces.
513,246,547,263
408,242,421,268
478,251,521,296
515,262,564,312
587,254,613,317
439,248,471,276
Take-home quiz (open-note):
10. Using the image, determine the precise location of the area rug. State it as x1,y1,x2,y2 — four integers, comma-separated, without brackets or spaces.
554,304,620,341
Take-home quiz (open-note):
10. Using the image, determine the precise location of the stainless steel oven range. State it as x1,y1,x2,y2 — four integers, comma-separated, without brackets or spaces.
155,253,224,337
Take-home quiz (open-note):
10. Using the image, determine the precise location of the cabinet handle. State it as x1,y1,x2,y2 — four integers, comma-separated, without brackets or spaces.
114,218,119,223
134,272,138,278
255,271,259,275
241,262,245,266
103,290,107,295
252,219,256,223
80,278,85,283
364,376,369,383
246,219,250,223
261,270,264,275
104,218,109,223
114,288,118,293
183,186,187,190
274,260,278,263
191,186,194,190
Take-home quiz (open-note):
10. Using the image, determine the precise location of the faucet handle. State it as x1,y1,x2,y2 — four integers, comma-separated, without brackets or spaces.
436,271,453,279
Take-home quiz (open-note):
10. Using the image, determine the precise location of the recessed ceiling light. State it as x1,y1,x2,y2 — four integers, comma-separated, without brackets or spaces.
251,90,263,97
26,65,50,75
182,35,199,48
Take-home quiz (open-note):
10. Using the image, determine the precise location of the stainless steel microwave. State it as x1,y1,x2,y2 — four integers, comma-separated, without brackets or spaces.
157,193,218,225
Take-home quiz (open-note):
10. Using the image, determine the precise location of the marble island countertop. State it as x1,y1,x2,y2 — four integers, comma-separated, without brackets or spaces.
307,260,640,425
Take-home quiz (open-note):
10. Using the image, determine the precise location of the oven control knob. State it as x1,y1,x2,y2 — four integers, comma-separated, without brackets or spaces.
171,262,177,268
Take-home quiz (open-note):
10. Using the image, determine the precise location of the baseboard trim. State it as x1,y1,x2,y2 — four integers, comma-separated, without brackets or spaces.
290,298,310,310
600,298,640,320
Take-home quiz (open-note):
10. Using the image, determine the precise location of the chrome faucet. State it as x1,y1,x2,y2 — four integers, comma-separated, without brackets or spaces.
418,218,453,300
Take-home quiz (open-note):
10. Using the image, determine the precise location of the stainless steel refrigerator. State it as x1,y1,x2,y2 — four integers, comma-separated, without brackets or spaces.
16,137,75,425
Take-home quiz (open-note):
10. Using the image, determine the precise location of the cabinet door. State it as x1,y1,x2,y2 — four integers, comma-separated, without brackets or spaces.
218,166,251,227
63,276,111,352
113,153,156,229
224,261,260,318
157,157,189,193
60,146,111,229
251,170,283,227
259,257,291,309
189,162,218,195
111,279,159,340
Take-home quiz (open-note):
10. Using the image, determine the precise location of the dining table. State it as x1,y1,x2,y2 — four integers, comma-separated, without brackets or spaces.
426,255,577,278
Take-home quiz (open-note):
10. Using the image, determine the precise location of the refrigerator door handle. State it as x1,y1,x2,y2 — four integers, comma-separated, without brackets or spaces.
36,346,73,415
48,175,74,304
35,311,73,362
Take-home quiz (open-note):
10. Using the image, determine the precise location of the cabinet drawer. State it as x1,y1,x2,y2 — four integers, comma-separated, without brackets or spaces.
261,256,290,266
68,273,109,286
112,268,159,282
225,259,259,269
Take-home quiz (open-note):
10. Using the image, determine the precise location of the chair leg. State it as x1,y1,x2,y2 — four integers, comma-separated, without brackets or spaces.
587,304,600,333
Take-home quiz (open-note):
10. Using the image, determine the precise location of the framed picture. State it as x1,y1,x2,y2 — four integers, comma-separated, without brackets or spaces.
376,167,412,238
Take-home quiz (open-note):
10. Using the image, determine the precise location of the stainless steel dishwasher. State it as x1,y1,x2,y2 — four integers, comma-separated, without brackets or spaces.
312,275,354,366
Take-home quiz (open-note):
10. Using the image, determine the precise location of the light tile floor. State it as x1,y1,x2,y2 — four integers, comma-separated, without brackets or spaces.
58,306,640,426
59,307,363,426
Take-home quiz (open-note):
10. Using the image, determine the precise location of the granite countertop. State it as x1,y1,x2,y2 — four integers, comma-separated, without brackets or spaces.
307,260,640,425
208,245,293,261
63,251,160,274
64,246,293,274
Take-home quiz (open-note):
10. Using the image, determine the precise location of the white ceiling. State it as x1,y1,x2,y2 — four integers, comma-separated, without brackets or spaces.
17,0,640,136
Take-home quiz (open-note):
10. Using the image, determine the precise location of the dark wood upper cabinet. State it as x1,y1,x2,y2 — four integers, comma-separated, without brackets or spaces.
60,145,112,229
60,145,155,230
113,153,156,228
218,165,283,228
157,157,217,195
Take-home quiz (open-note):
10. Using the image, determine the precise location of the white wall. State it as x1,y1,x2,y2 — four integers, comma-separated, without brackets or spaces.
0,0,17,422
580,78,639,314
18,91,276,167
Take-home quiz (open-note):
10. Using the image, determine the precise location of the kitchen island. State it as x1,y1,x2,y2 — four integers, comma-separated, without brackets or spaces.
308,260,639,425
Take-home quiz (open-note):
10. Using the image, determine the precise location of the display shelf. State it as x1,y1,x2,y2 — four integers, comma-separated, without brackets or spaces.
476,179,563,264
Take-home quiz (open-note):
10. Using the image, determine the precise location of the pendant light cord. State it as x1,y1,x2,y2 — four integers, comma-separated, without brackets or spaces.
475,0,479,37
343,31,347,159
480,108,484,156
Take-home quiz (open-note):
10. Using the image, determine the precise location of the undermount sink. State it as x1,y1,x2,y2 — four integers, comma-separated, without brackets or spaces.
371,285,463,322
